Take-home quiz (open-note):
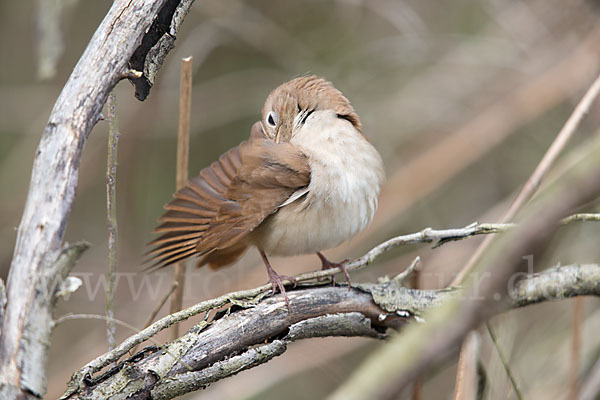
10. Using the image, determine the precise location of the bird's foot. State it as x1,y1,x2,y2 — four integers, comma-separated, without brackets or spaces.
266,268,296,310
317,252,351,287
260,250,296,310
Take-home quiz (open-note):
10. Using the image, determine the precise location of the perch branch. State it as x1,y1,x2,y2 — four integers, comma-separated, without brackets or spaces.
62,263,600,399
62,214,599,390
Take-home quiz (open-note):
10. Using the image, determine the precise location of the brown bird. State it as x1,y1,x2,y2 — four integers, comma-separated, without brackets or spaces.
147,75,385,307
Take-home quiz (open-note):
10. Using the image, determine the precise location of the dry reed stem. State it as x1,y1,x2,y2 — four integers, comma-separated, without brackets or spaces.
105,90,119,351
169,56,193,340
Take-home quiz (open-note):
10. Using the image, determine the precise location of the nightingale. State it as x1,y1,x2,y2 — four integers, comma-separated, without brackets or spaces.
147,75,385,307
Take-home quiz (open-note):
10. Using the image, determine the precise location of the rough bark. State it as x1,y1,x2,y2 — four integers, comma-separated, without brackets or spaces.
61,264,600,399
0,0,195,397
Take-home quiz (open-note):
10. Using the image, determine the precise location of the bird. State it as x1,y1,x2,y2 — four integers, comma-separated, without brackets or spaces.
147,75,385,308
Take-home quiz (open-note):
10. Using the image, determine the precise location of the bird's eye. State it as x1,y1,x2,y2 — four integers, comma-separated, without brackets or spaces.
266,111,278,127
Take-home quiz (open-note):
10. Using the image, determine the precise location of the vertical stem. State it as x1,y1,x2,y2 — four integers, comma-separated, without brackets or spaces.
570,297,584,400
486,324,523,400
105,90,120,350
169,56,192,340
450,73,600,400
410,267,422,400
452,73,600,286
452,332,481,400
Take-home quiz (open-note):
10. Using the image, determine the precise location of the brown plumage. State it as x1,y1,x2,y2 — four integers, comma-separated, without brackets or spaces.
147,75,385,307
147,122,310,268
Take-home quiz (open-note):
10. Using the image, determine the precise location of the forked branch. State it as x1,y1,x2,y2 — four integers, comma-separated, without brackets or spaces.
62,262,600,399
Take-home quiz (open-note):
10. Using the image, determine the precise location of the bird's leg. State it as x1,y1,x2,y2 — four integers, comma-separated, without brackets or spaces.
259,250,296,309
317,252,351,287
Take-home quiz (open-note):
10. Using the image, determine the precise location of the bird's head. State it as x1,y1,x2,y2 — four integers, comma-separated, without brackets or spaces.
260,75,362,143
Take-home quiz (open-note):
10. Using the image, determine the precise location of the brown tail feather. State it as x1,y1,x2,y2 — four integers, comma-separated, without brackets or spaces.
146,142,246,269
152,223,208,233
145,248,202,271
164,203,216,217
145,238,199,257
158,215,212,225
147,231,204,247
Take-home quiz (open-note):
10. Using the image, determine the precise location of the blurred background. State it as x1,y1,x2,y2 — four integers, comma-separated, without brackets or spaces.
1,0,600,398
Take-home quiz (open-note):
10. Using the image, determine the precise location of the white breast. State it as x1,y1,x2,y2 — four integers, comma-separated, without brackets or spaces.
253,110,385,256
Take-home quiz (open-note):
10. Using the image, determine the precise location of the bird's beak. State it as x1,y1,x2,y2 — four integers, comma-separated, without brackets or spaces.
275,126,281,144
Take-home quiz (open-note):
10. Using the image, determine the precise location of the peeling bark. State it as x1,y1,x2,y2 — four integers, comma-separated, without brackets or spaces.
0,0,194,397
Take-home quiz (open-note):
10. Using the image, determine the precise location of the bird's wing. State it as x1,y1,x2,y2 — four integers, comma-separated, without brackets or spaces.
147,123,310,268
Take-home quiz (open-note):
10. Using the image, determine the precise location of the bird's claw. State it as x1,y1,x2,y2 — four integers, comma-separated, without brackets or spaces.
317,252,352,287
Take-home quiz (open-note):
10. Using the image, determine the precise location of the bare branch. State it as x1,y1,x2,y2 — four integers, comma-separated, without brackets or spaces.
61,263,600,399
448,71,600,400
510,264,600,308
128,0,197,100
452,72,600,285
0,278,6,329
130,282,179,355
58,214,599,396
0,0,195,397
327,130,600,400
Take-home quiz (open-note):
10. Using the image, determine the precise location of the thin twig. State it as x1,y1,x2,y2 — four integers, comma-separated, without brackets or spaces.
327,130,600,400
410,257,422,400
169,56,192,340
69,223,511,380
68,216,597,383
53,313,193,372
452,73,600,286
105,90,120,351
56,314,152,336
450,72,600,400
486,324,523,400
560,213,600,225
147,282,179,331
131,282,178,355
63,263,600,399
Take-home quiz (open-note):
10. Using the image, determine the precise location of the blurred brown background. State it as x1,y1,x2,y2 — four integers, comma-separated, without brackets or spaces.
1,0,600,398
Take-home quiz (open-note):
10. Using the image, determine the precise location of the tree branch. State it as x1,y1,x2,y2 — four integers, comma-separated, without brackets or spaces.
128,0,197,100
57,213,599,398
0,0,195,397
61,263,600,399
328,129,600,400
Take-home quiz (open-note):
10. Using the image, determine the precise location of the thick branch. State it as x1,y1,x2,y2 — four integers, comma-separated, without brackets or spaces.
60,216,598,394
128,0,196,100
62,263,600,399
0,0,192,397
510,263,600,308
